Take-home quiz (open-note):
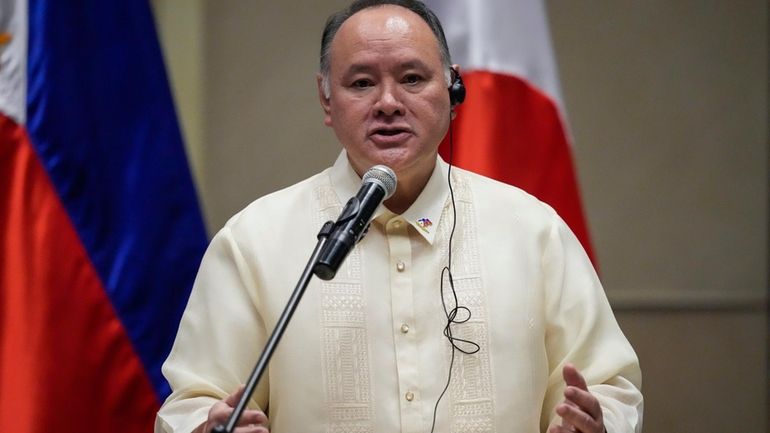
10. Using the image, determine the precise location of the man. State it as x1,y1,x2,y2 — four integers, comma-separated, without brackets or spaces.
156,1,643,433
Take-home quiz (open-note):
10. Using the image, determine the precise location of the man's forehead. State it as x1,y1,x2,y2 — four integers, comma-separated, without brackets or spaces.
330,5,441,61
383,15,409,33
346,4,424,28
339,5,425,38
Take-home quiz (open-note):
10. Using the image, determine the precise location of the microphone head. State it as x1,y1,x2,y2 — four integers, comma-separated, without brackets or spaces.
362,165,397,199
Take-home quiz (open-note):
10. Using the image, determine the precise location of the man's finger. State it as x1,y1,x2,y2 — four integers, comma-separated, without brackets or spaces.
559,398,578,429
562,363,588,391
236,409,268,427
225,385,247,407
565,386,603,420
210,404,268,427
549,425,579,433
234,425,269,433
208,401,235,424
206,411,269,432
556,402,601,433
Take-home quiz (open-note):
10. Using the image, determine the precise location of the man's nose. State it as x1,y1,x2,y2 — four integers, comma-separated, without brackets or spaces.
373,83,404,117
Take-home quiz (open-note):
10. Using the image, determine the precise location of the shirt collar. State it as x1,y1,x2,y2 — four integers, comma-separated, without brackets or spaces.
328,151,449,245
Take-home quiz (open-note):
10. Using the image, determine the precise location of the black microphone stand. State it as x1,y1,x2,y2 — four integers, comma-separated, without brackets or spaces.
212,220,335,433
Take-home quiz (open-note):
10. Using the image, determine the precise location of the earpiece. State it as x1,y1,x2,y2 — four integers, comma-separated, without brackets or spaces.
448,67,466,106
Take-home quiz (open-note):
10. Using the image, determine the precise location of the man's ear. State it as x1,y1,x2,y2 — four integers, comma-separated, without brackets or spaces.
317,73,332,126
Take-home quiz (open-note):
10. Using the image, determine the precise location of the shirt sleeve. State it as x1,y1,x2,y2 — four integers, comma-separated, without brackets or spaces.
155,226,269,433
539,212,643,433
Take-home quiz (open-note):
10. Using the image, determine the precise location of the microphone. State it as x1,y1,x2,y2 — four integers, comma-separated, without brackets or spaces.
313,165,397,280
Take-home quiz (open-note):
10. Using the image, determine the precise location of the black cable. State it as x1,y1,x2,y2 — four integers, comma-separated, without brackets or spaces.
429,109,480,433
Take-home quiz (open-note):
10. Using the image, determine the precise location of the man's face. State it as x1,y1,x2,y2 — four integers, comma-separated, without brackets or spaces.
319,5,451,184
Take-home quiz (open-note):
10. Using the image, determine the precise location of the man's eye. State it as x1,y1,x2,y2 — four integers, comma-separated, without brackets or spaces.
352,79,373,89
403,74,422,85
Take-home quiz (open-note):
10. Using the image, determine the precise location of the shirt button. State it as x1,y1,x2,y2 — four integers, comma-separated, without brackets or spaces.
393,220,402,228
396,261,405,272
400,323,410,334
405,391,414,401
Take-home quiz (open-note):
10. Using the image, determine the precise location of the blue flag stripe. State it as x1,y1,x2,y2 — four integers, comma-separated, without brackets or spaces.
26,0,208,400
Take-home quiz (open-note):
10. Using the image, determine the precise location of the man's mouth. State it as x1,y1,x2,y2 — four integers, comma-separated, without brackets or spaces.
372,127,410,136
376,129,404,136
370,127,412,146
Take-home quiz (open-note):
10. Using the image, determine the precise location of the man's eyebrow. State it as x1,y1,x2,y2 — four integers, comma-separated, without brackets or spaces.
343,64,375,75
398,60,431,71
343,60,432,75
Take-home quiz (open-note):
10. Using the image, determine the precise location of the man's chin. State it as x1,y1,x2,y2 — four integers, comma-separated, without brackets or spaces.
369,150,413,172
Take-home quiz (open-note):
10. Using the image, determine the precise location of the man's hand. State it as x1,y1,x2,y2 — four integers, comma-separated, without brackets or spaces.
549,363,606,433
193,386,269,433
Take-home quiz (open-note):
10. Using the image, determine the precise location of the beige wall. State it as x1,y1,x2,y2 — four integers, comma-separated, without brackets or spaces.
153,1,768,432
544,4,768,430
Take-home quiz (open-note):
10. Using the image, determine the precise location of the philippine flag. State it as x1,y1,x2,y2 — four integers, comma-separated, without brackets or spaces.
0,1,208,432
427,0,597,265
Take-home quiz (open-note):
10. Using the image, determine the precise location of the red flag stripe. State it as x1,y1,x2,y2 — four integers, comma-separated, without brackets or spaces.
0,114,159,433
440,70,596,265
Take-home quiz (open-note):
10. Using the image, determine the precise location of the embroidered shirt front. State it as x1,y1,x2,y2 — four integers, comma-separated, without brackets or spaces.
157,152,642,433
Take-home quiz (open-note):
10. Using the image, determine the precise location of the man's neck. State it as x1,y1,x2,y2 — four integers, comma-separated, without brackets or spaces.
383,167,433,214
